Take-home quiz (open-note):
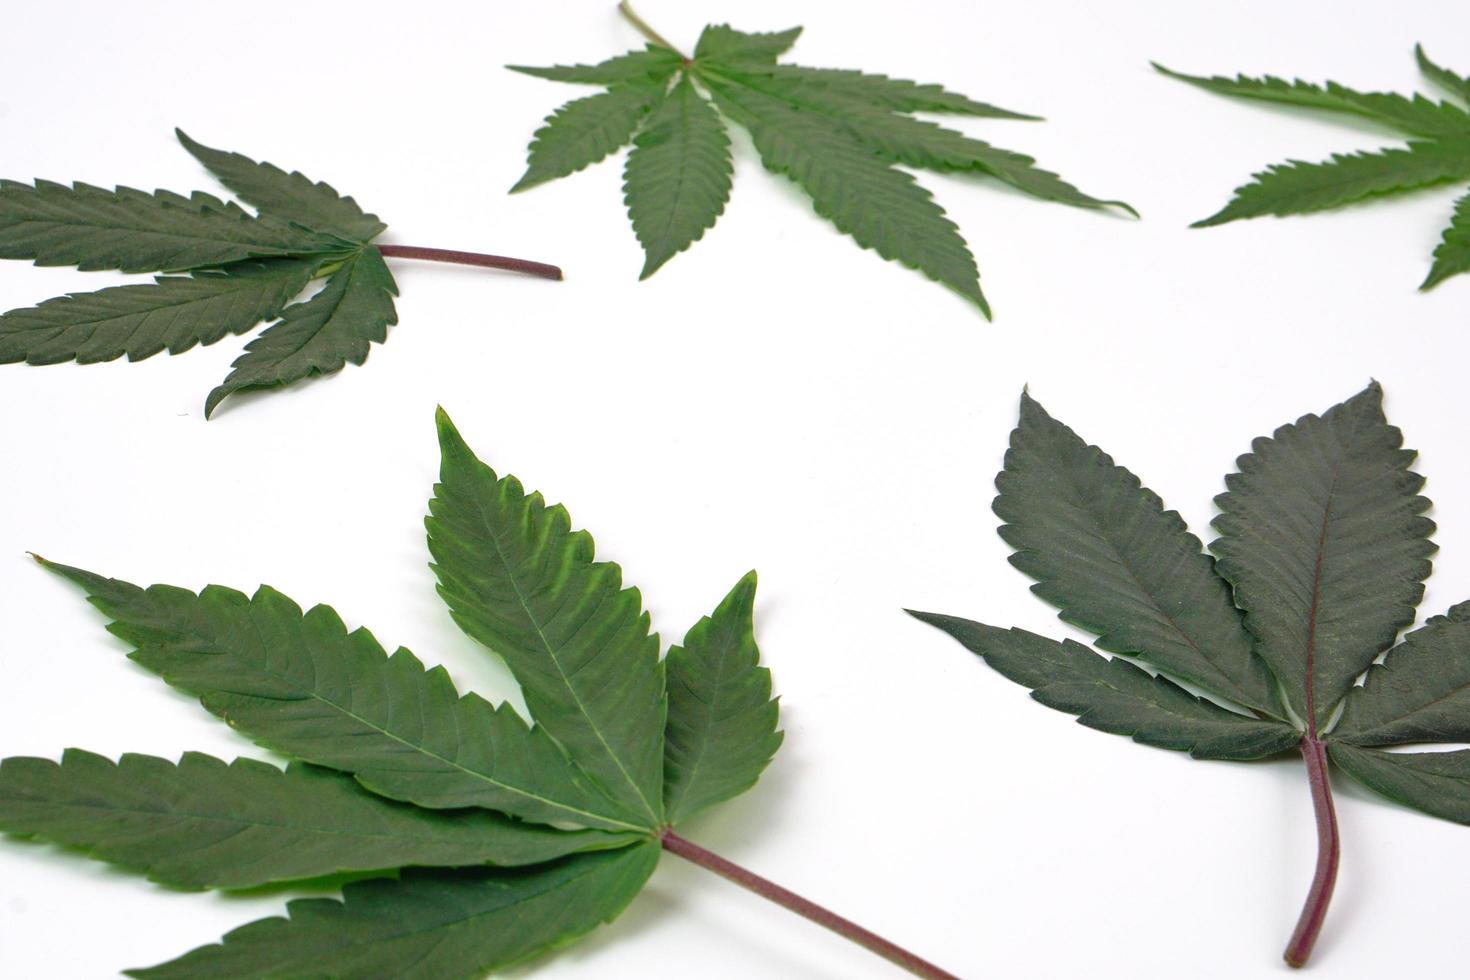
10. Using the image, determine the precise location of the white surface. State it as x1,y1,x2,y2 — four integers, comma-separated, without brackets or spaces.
3,1,1470,977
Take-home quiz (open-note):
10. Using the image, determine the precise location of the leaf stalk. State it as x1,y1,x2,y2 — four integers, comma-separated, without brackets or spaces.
1283,735,1340,968
617,1,691,62
374,244,563,281
660,829,959,979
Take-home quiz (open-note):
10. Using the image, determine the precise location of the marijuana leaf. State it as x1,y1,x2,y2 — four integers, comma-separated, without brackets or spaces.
509,2,1134,316
1,411,958,979
908,383,1467,968
0,131,562,418
1156,47,1470,290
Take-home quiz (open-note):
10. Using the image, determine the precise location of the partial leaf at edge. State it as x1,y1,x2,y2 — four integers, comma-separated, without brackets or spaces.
1152,63,1470,139
1191,141,1470,227
1210,382,1435,730
623,74,734,278
663,571,783,825
204,245,398,418
0,257,320,365
1423,189,1470,290
176,130,386,243
126,841,660,980
0,751,634,890
995,392,1281,716
1328,743,1470,825
37,558,647,832
509,46,684,86
427,410,667,827
511,77,671,193
701,72,987,314
1334,601,1470,745
907,613,1301,760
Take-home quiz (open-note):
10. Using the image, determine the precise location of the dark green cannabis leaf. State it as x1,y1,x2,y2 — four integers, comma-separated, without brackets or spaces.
1157,47,1470,290
0,131,562,418
0,411,957,979
509,2,1134,316
908,382,1469,968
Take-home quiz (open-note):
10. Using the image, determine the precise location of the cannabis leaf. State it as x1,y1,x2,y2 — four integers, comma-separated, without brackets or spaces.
1157,47,1470,290
0,131,562,418
1,410,957,979
907,383,1468,968
509,2,1134,316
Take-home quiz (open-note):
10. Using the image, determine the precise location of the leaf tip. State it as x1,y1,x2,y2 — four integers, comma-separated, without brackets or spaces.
434,405,472,460
637,253,670,280
202,385,229,420
1419,266,1451,291
1017,386,1048,419
508,171,542,194
731,568,759,601
1190,209,1233,229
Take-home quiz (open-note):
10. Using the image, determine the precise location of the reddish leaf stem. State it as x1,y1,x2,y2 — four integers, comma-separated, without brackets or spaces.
660,829,959,979
374,244,563,281
1283,736,1340,968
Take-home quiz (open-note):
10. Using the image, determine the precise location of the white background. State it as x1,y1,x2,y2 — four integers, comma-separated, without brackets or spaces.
3,1,1470,977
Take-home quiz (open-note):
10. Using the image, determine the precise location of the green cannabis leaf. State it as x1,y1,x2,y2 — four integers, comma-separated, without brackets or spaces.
1157,47,1470,290
907,382,1467,968
0,131,563,418
1,410,959,980
509,2,1135,316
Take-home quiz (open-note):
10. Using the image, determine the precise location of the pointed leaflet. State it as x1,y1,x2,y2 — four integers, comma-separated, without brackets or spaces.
203,246,397,417
511,75,674,192
1416,45,1470,103
663,572,783,824
1191,141,1470,227
704,67,1128,213
1329,744,1470,825
995,393,1280,715
0,180,333,273
693,24,803,64
1333,602,1470,745
1211,383,1435,730
762,65,1037,119
176,130,386,242
127,842,660,980
428,411,667,825
1424,190,1470,289
907,613,1300,760
701,72,987,313
509,45,683,85
624,74,733,278
1152,64,1470,139
0,751,630,890
38,559,648,832
0,258,321,365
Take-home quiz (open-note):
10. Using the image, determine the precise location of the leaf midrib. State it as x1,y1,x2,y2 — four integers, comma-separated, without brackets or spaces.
470,491,663,826
12,190,315,258
666,640,736,817
164,612,645,833
1302,471,1341,736
5,784,497,844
